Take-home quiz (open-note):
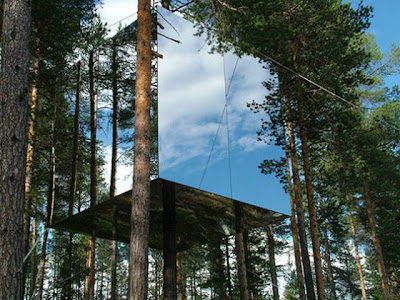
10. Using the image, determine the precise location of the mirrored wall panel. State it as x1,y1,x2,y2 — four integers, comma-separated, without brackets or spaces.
157,7,289,214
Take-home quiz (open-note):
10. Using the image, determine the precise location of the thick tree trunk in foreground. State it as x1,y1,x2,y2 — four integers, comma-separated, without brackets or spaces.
163,181,177,300
110,39,119,300
0,1,31,297
177,253,185,300
266,223,279,300
234,201,250,300
284,94,316,300
284,143,306,300
298,112,325,300
129,0,152,297
361,174,390,300
321,218,337,300
37,100,57,300
346,196,367,300
85,51,97,300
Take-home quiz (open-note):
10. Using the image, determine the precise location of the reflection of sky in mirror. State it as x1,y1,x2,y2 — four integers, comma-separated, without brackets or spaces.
158,7,289,214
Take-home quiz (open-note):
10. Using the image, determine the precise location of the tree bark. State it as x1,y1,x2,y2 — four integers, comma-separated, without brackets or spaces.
110,38,119,300
361,174,391,300
345,195,367,300
266,223,279,300
0,2,31,297
284,94,316,300
284,141,306,300
213,237,228,300
321,217,336,300
177,252,185,300
84,50,97,300
22,37,40,297
29,198,38,298
66,60,81,300
163,181,177,300
224,238,233,299
298,111,325,300
234,201,250,300
37,98,57,300
128,0,152,297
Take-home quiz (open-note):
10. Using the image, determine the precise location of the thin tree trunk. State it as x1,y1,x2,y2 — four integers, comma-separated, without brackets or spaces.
37,98,57,300
29,198,38,298
321,214,336,300
361,174,391,300
225,238,232,299
284,140,306,300
284,93,316,300
85,50,97,300
346,195,367,300
177,252,185,300
23,39,40,295
110,38,119,300
266,223,279,300
234,201,250,300
69,60,81,217
298,110,325,300
163,181,177,300
213,238,228,300
128,0,152,297
66,60,81,300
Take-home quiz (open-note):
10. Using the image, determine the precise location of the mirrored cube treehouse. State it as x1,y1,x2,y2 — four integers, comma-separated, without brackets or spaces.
51,4,289,281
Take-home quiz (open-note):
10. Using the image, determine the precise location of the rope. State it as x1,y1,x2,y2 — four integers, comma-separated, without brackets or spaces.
199,104,227,189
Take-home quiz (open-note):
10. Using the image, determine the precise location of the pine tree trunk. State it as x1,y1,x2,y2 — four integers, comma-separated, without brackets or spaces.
321,218,336,300
163,181,177,300
234,201,250,300
0,3,31,294
284,94,316,300
69,60,81,217
213,237,228,300
298,111,325,300
85,50,97,300
284,142,306,300
177,252,185,300
225,238,232,299
266,223,279,300
346,195,367,300
29,198,38,298
37,98,57,300
66,60,81,300
22,38,40,296
128,0,152,297
110,39,119,300
361,174,391,300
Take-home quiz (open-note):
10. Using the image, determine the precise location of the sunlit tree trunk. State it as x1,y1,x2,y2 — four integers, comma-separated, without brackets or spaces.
284,93,316,300
23,39,40,295
177,252,185,300
225,238,233,299
298,110,325,300
266,223,279,300
346,195,367,300
128,0,152,297
361,174,390,300
85,50,97,300
284,140,306,300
